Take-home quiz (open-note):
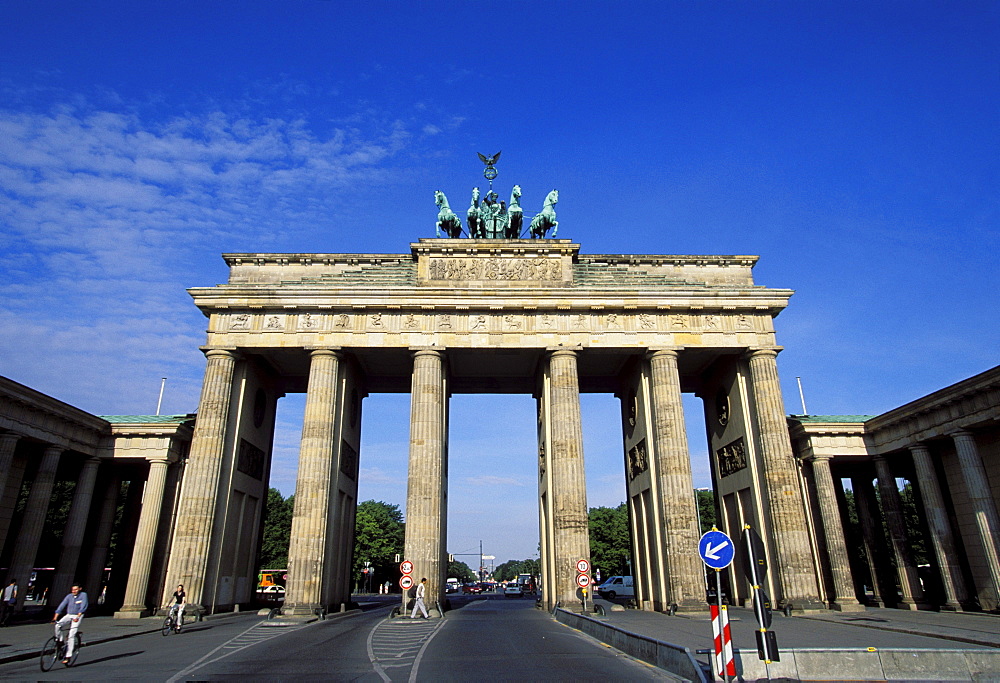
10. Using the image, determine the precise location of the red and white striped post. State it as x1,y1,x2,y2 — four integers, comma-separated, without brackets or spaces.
710,603,736,680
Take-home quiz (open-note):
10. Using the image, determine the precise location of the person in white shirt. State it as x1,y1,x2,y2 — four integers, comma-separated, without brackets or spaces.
52,585,88,664
0,579,16,626
410,577,429,619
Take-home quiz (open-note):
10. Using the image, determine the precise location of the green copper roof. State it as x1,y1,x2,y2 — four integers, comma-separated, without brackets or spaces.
100,415,194,424
788,415,875,423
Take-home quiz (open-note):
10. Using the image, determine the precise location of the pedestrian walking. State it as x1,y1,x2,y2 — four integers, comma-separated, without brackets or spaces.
0,578,16,626
410,577,429,619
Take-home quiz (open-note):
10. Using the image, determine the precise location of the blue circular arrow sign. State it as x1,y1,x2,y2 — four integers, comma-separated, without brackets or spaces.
699,530,735,570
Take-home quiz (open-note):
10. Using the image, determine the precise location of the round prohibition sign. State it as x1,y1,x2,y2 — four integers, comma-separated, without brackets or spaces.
576,559,591,574
400,560,414,575
399,575,414,590
576,573,591,588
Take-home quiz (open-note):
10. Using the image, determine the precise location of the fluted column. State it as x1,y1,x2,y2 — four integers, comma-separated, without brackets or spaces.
809,455,863,610
83,477,121,605
853,474,892,606
873,455,927,609
403,349,448,611
952,431,1000,610
284,349,342,615
164,348,237,610
51,458,101,602
546,349,591,608
909,443,967,610
746,349,823,610
648,350,704,610
116,457,171,617
8,445,63,609
0,432,21,551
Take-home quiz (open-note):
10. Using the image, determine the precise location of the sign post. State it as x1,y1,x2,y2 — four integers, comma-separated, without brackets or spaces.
699,528,736,682
741,525,779,665
576,559,591,612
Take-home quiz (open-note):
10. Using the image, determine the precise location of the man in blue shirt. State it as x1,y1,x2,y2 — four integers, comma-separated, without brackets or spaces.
52,585,88,664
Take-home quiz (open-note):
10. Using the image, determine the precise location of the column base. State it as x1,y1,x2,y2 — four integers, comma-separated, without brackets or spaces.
939,602,966,612
281,603,324,617
894,600,937,611
830,601,867,613
783,599,828,614
114,607,153,619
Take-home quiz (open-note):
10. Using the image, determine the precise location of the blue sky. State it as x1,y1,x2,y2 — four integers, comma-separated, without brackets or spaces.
1,2,997,567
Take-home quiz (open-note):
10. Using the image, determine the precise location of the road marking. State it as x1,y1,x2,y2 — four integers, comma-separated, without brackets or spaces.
166,619,307,683
367,616,445,682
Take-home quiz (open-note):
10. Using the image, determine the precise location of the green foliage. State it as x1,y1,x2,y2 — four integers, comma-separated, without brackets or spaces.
258,488,294,570
447,560,476,582
494,558,540,582
352,500,405,589
695,489,717,533
899,483,928,566
588,503,630,576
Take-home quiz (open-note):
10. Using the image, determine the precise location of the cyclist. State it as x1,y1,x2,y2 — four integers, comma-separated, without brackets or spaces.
168,584,186,632
52,585,88,665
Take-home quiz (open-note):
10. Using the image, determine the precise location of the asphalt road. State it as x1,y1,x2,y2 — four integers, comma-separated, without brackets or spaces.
0,595,678,682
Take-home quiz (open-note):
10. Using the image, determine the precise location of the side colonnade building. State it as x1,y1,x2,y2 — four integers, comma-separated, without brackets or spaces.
1,239,997,618
0,375,192,617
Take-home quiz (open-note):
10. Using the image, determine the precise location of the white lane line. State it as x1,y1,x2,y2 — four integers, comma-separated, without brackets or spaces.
166,620,306,683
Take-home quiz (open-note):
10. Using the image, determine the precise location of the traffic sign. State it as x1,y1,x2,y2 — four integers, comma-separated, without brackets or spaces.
576,573,591,588
399,575,414,590
576,559,590,574
741,526,768,584
399,560,414,575
699,530,735,570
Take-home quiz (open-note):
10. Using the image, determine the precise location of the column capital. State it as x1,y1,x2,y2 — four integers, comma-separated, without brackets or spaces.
410,347,445,358
950,429,975,441
646,348,681,361
307,348,343,359
144,455,172,466
546,347,579,359
806,452,833,463
908,442,931,455
200,347,238,360
0,431,21,446
746,346,783,360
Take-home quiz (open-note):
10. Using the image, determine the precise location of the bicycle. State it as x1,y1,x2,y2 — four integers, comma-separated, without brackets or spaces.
161,604,184,636
39,630,83,671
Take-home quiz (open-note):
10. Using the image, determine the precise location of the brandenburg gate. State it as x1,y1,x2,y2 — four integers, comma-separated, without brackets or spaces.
163,237,826,615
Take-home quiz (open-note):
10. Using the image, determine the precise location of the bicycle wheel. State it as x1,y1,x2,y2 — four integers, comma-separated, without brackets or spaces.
161,615,174,636
39,636,59,672
66,634,81,666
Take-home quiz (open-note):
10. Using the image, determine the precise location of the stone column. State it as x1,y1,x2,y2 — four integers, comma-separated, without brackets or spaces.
872,455,928,609
51,458,101,602
284,349,341,616
83,477,121,605
647,350,704,610
852,474,892,607
952,431,1000,610
164,348,237,610
116,457,171,617
0,432,21,551
909,443,968,610
9,445,62,609
746,349,823,610
808,455,863,610
403,349,448,612
546,349,591,609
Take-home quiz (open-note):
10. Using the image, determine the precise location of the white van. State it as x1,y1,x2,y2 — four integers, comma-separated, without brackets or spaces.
597,575,634,599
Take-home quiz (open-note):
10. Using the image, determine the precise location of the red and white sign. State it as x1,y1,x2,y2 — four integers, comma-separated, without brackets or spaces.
400,575,414,590
576,573,591,588
576,559,590,574
400,560,414,575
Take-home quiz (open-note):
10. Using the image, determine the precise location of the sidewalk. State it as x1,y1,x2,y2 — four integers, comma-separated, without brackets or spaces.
562,600,1000,681
0,609,257,665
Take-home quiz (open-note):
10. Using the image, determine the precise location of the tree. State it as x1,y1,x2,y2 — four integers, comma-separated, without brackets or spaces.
494,559,538,582
446,560,476,582
695,489,717,534
352,500,405,590
258,488,294,570
588,503,630,576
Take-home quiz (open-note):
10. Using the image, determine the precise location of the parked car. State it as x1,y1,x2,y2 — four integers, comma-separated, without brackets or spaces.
597,575,634,600
504,583,522,598
257,585,286,602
